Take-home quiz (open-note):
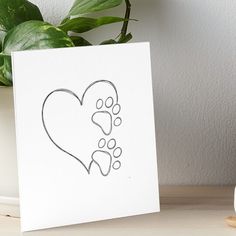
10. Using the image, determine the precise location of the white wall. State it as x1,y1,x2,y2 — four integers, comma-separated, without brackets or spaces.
1,0,236,197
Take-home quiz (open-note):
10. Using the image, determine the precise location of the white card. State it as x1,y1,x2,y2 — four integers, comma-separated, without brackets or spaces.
12,42,159,232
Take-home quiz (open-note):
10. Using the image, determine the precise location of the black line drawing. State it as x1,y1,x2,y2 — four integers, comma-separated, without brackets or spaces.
41,80,122,176
91,97,122,135
92,138,122,176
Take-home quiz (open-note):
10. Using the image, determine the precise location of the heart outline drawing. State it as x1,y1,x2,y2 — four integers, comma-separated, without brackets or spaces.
41,80,121,176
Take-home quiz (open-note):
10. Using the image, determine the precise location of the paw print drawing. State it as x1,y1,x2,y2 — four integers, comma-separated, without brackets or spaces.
91,97,122,135
42,80,123,177
92,138,122,176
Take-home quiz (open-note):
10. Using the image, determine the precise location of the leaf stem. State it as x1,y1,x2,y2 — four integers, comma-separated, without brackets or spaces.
119,0,131,41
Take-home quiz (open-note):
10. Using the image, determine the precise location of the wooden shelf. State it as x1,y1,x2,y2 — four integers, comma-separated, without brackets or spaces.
0,186,235,235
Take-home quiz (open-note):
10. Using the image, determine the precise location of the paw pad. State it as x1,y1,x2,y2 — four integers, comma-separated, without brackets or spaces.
92,138,122,176
92,97,122,135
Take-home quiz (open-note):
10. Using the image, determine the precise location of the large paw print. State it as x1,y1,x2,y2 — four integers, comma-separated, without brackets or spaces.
91,97,122,135
91,138,122,176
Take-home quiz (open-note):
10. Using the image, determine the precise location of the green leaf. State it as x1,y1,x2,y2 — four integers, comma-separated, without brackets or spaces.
59,16,126,33
100,39,117,45
100,33,132,45
3,21,74,55
0,0,43,32
70,36,92,46
0,74,12,86
0,55,12,83
0,55,12,86
0,55,3,67
0,32,4,52
118,32,132,43
68,0,123,16
0,81,5,86
2,21,74,83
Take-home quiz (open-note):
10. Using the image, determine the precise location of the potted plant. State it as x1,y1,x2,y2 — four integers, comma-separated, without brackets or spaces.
0,0,132,198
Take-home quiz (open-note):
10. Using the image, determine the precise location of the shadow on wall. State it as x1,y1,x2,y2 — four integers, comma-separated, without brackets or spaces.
130,0,236,185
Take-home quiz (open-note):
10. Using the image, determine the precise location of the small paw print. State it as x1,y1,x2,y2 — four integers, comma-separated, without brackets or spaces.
91,97,122,135
91,138,122,176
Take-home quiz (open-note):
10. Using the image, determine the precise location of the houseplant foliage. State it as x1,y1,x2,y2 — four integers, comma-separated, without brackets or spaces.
0,0,132,86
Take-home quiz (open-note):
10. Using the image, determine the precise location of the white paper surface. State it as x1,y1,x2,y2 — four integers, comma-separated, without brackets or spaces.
12,42,159,231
